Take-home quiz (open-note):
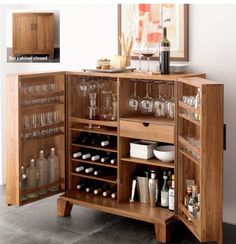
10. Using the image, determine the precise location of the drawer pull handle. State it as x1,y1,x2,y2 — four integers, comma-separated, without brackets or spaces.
143,122,149,127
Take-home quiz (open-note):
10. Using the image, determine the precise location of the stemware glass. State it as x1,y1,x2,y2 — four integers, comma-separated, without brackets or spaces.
128,80,140,113
141,42,156,73
165,81,175,119
139,81,154,114
76,77,89,118
154,81,166,117
132,38,142,72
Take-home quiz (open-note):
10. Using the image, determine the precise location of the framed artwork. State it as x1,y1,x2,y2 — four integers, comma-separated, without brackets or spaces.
118,4,189,61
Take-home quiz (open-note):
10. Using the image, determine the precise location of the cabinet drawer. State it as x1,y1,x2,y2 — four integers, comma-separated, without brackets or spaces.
119,120,174,143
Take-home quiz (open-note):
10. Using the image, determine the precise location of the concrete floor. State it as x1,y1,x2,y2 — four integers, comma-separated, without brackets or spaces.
0,186,235,244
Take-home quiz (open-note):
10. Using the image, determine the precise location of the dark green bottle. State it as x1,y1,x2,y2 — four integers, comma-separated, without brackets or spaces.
159,27,170,74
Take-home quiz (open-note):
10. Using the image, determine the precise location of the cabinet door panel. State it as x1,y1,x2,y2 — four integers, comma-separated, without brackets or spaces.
35,14,54,52
13,14,35,54
176,77,224,244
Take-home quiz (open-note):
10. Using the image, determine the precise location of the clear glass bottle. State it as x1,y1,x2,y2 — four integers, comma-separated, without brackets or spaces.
188,185,199,219
195,88,201,120
36,150,48,195
47,147,59,192
111,93,117,121
184,186,192,207
26,159,39,199
21,166,28,202
161,172,169,208
168,175,175,211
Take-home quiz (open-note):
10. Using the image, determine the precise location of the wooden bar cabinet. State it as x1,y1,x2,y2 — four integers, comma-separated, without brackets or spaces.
12,13,54,58
6,71,224,243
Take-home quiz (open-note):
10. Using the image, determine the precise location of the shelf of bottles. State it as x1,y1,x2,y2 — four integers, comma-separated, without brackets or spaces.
177,82,202,236
20,147,63,203
20,75,65,141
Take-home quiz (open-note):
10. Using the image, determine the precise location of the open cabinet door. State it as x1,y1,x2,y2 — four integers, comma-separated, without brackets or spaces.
6,72,66,206
175,77,224,244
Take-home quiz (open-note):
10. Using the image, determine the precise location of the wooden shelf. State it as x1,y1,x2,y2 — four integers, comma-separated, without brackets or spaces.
70,126,117,136
21,131,64,141
60,191,175,224
22,178,65,196
21,101,64,110
178,203,200,240
120,115,174,126
22,122,64,133
178,113,200,126
178,136,200,154
71,158,117,169
179,101,201,114
20,189,63,206
22,90,64,100
71,172,117,184
71,143,117,153
70,117,118,128
121,157,174,169
178,148,200,166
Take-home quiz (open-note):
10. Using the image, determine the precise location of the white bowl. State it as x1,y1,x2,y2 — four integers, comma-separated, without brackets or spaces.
153,145,175,162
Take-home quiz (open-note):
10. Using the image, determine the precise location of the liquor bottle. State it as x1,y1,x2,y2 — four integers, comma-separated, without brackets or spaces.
168,175,175,211
75,166,85,173
188,185,199,219
159,27,170,75
85,167,94,174
184,186,192,207
26,159,39,199
161,171,169,208
94,184,109,195
36,150,48,195
47,147,59,192
195,88,201,121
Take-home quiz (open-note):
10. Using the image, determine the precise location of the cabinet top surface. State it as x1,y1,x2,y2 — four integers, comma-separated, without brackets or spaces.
7,71,223,85
13,12,54,15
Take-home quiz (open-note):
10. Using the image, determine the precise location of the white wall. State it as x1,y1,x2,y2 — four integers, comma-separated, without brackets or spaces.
1,3,236,225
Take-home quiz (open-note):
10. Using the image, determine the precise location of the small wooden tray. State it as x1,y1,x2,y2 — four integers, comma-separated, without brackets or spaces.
82,67,135,73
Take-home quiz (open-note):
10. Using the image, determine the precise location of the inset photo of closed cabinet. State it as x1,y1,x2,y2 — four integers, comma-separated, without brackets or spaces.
7,11,60,63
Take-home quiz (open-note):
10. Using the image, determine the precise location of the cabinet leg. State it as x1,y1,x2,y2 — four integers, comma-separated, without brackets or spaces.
154,222,173,243
57,198,73,217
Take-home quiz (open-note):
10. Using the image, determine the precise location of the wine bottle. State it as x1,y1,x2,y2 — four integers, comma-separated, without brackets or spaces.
75,166,85,173
168,175,175,211
110,157,117,165
82,152,92,160
111,192,117,199
94,183,109,195
159,27,170,75
85,186,94,193
94,169,103,176
103,188,115,197
100,135,117,147
77,183,86,190
91,151,101,161
100,152,112,163
85,167,94,174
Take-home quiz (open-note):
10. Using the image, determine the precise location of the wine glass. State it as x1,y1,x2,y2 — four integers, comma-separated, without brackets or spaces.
154,81,166,117
139,81,154,114
128,80,140,113
165,81,175,119
141,41,156,73
132,38,142,72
